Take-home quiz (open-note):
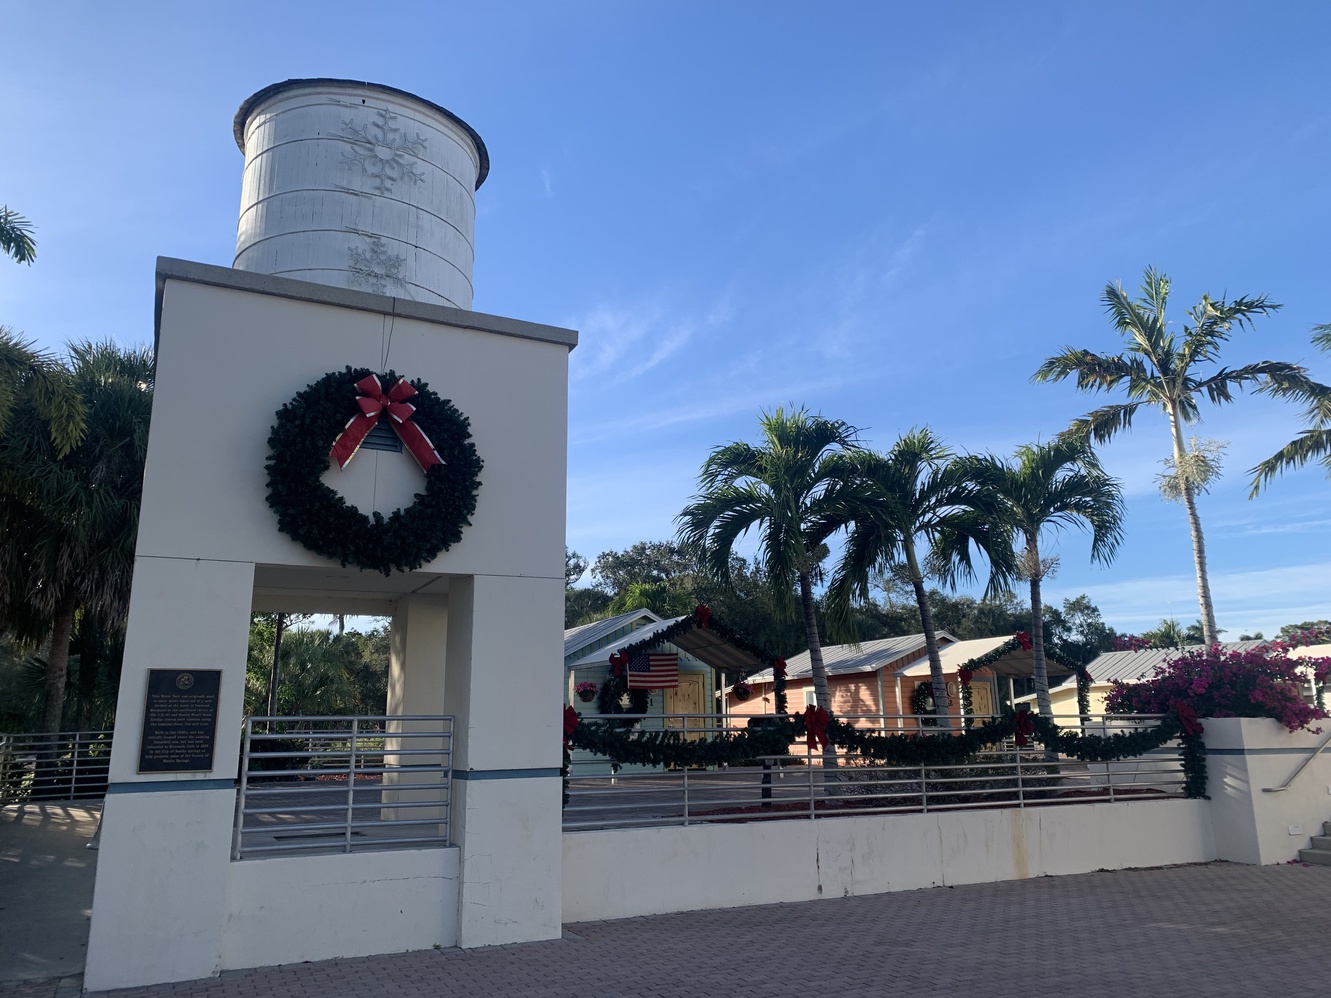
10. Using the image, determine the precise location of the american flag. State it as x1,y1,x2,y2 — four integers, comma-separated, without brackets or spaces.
627,651,679,689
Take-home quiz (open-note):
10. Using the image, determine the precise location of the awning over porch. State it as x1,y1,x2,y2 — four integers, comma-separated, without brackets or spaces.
895,634,1074,680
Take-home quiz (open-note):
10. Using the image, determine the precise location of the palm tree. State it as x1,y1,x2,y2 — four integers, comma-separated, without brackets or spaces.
677,407,861,713
0,207,36,265
1249,324,1331,495
984,438,1125,716
0,341,153,731
1034,267,1323,646
825,428,1013,726
0,330,86,456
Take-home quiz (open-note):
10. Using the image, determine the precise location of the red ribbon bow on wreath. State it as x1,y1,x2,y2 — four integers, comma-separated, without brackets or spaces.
608,651,628,677
329,374,443,472
804,705,830,751
1014,631,1033,652
773,658,787,681
957,667,974,685
694,604,712,628
1172,700,1204,738
563,705,580,750
1014,709,1036,747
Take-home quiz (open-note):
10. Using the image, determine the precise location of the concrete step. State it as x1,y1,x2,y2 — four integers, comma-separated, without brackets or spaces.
1299,848,1331,866
1309,835,1331,851
1324,821,1331,837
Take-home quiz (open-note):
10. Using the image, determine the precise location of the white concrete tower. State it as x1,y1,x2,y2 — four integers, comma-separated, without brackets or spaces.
233,78,489,308
85,79,572,991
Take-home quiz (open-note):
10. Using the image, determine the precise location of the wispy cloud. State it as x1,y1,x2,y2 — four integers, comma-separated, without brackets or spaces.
567,297,733,386
569,367,878,447
1071,561,1331,636
540,167,553,198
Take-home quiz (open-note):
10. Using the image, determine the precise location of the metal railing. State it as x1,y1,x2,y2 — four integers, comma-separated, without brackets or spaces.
0,730,113,804
564,713,1185,831
233,714,453,859
1263,726,1331,793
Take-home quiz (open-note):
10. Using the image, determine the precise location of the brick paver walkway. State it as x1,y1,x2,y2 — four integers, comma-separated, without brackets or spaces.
3,862,1327,997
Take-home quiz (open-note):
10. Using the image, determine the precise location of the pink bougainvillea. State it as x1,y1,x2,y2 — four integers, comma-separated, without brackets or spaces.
1112,634,1153,652
1105,645,1328,733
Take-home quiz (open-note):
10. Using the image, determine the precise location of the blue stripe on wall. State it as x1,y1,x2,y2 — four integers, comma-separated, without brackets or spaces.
107,779,235,793
452,768,560,781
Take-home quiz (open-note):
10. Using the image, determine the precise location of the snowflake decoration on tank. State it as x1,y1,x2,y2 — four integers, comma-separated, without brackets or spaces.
348,237,407,295
341,107,427,194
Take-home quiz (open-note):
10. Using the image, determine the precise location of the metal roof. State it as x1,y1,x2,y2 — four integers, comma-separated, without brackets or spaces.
747,633,949,683
563,609,662,660
564,614,768,674
893,636,1072,679
1084,639,1268,685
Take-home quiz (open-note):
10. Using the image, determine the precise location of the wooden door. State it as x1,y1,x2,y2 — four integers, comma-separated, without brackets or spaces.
665,675,706,741
970,680,995,719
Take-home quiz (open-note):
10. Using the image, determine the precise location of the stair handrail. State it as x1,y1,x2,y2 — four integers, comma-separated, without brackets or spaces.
1262,727,1331,793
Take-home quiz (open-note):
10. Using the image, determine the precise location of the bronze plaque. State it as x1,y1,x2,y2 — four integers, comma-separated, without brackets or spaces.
137,669,223,773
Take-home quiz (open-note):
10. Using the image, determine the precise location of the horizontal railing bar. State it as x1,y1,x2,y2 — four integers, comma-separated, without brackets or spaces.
243,798,449,816
246,734,452,744
248,714,453,722
243,817,449,834
238,771,447,787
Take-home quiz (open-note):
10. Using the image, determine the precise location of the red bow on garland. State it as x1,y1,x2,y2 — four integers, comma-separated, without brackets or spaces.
1014,631,1033,652
1079,669,1094,685
773,658,787,681
563,705,579,749
957,667,974,685
328,374,443,473
1014,709,1036,747
608,651,628,677
1172,700,1204,738
804,705,830,750
694,604,712,628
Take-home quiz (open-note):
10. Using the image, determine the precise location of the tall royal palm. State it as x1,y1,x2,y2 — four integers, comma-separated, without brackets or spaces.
1249,325,1331,496
825,428,1013,726
985,439,1125,717
0,341,153,731
1034,267,1322,646
677,407,860,712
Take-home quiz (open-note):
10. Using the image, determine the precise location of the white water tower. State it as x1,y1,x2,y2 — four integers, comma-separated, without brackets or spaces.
233,78,489,308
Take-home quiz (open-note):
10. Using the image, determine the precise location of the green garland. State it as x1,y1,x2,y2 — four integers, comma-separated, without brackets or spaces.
569,715,797,768
958,675,975,728
567,709,1208,799
265,367,483,575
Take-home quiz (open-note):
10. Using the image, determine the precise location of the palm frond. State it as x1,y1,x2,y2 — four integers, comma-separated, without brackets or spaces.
1065,402,1143,444
0,207,36,265
1248,428,1331,497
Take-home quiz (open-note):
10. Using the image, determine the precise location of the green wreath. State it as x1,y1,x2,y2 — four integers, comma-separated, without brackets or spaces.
910,681,939,726
265,367,483,575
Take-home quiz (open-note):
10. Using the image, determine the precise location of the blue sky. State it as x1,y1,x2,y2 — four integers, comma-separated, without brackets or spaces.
4,1,1330,639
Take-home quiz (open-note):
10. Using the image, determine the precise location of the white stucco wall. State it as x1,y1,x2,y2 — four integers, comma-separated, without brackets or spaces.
87,260,573,989
221,848,460,969
1203,716,1331,865
85,789,237,991
139,271,568,578
562,800,1216,922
